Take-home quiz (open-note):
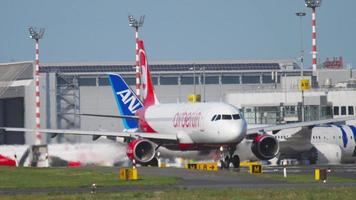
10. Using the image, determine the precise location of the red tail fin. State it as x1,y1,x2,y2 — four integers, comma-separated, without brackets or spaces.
138,39,159,107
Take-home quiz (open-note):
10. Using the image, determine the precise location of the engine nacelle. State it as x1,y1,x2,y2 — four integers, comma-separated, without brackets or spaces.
251,134,279,160
311,143,342,164
126,139,156,164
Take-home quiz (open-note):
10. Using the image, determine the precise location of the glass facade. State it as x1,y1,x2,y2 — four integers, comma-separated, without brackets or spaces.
221,76,240,84
160,76,178,85
79,78,96,86
242,104,332,125
262,75,275,83
205,76,219,84
181,76,199,85
98,77,109,86
242,75,260,84
79,73,287,87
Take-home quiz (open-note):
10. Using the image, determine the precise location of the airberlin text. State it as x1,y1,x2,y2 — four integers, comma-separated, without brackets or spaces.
173,112,201,128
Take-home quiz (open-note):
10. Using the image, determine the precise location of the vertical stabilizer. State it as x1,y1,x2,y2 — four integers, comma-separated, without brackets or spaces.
108,74,143,129
137,39,159,107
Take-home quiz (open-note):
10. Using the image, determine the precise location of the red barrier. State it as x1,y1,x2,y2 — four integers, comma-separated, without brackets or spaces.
68,161,81,168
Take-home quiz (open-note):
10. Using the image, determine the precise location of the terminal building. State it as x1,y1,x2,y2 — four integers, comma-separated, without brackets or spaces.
1,60,356,144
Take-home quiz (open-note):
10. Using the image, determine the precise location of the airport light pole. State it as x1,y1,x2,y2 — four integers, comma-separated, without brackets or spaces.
189,64,197,95
193,64,196,95
128,15,145,100
305,0,322,73
29,26,45,145
296,12,306,76
201,66,206,102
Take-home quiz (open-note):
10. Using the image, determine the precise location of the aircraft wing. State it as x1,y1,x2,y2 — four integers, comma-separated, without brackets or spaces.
246,116,356,135
1,127,177,142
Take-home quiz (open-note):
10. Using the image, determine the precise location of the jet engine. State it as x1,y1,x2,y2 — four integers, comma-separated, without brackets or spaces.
126,139,156,164
251,134,279,160
309,143,342,164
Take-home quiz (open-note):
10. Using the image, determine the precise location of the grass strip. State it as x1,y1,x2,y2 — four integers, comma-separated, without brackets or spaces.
0,167,176,189
1,187,356,200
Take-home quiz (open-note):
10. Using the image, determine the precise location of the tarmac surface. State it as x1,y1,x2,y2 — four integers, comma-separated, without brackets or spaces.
1,165,356,195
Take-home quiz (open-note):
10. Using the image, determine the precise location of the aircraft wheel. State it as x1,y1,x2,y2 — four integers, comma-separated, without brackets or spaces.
219,160,225,169
224,156,230,169
231,155,240,168
149,158,159,167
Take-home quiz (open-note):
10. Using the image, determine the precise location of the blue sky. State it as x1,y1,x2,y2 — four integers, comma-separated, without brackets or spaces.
1,0,355,68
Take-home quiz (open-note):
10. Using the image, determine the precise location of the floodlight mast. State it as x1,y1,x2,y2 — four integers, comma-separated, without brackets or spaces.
128,15,145,100
28,26,45,145
295,12,306,73
305,0,322,73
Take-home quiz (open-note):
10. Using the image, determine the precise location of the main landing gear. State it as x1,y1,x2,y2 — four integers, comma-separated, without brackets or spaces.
219,146,240,169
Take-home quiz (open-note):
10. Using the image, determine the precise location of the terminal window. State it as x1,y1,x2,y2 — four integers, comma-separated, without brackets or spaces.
151,77,158,85
98,77,109,86
333,106,339,116
181,76,198,85
242,75,260,84
262,75,274,83
79,78,96,86
205,76,219,84
123,77,136,85
341,106,347,115
222,76,240,84
160,76,178,85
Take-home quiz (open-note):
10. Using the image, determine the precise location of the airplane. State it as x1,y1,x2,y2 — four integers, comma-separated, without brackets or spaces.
2,39,356,169
269,124,356,165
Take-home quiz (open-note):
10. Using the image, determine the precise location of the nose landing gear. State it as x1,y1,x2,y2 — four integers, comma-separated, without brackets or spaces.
219,146,240,169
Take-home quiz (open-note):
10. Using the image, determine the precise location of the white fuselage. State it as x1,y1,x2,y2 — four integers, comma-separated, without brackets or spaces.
275,125,356,164
144,102,247,146
311,126,356,163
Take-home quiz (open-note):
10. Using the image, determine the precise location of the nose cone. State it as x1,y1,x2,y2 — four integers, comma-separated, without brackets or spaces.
224,119,247,143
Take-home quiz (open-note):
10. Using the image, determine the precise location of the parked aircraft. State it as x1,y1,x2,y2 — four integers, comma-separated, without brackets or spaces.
271,125,356,164
2,39,356,168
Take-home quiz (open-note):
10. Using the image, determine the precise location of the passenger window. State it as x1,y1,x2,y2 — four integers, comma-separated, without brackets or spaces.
215,115,221,121
348,106,354,115
222,115,232,120
211,115,217,121
341,106,347,115
232,114,241,120
333,106,339,115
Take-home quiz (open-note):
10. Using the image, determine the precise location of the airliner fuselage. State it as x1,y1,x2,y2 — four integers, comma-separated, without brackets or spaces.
138,102,247,150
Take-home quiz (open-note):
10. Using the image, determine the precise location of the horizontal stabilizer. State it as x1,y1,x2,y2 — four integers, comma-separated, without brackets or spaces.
79,113,139,120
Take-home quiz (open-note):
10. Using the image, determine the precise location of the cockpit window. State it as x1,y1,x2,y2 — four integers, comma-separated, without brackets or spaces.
232,114,241,120
215,115,221,121
211,115,217,121
222,115,232,120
